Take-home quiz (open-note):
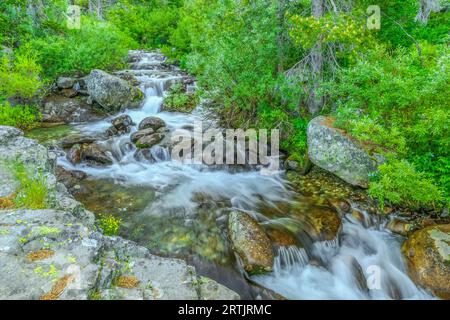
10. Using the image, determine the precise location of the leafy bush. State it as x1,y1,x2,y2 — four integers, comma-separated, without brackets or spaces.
98,214,122,236
163,83,198,112
325,45,449,207
369,159,443,210
0,48,42,99
0,102,41,130
107,2,179,48
29,17,135,79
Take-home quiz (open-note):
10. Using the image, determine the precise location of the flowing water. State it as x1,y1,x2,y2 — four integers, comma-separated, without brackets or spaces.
30,51,434,300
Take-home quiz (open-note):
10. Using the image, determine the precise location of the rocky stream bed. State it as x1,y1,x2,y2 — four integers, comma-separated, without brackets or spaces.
1,51,448,300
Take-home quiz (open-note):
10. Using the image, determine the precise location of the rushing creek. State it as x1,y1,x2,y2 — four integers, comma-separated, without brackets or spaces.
28,51,433,300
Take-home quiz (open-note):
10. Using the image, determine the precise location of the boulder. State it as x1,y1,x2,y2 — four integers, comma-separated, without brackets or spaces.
112,115,134,130
284,153,312,175
228,211,274,274
0,126,55,173
42,95,104,123
85,70,144,112
106,115,135,137
56,77,76,89
138,116,166,131
307,116,381,188
66,144,83,165
197,277,240,300
402,224,450,299
130,128,154,143
135,133,165,149
0,209,239,300
61,134,98,149
82,143,113,166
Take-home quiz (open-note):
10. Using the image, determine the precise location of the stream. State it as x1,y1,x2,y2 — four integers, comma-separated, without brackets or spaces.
28,51,433,300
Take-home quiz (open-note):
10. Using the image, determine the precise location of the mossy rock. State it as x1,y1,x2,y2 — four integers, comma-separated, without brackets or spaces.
228,211,274,275
402,224,450,299
284,152,312,175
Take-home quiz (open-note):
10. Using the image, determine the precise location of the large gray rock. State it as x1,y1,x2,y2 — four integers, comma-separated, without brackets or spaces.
85,70,144,112
0,209,239,300
307,116,380,188
0,126,55,173
42,95,104,123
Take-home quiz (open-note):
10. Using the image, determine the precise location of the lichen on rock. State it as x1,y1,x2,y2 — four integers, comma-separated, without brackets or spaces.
402,224,450,299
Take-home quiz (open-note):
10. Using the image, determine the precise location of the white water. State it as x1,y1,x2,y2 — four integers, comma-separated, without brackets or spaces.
59,51,434,300
61,51,289,212
254,217,433,299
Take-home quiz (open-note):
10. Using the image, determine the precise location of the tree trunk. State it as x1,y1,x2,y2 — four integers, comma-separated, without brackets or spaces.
416,0,442,24
97,0,103,19
308,0,324,115
88,0,94,14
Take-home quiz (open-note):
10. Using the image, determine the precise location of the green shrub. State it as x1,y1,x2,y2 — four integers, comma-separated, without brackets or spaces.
369,159,444,210
29,17,135,79
325,45,449,203
0,48,42,98
0,102,41,130
11,162,49,210
107,2,179,48
163,83,198,113
98,214,122,236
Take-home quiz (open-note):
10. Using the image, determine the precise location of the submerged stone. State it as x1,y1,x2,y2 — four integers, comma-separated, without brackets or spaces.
228,211,274,274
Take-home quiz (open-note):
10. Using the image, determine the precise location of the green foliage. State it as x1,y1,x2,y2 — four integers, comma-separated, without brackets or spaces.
1,0,449,212
0,102,41,130
11,162,49,210
0,0,68,46
326,44,449,207
107,1,179,48
163,83,198,112
289,12,373,64
369,159,444,210
98,214,122,236
357,0,450,48
29,17,135,79
0,48,42,98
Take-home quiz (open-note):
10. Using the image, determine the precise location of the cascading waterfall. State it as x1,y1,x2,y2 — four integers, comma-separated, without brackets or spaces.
253,216,433,300
57,50,434,300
